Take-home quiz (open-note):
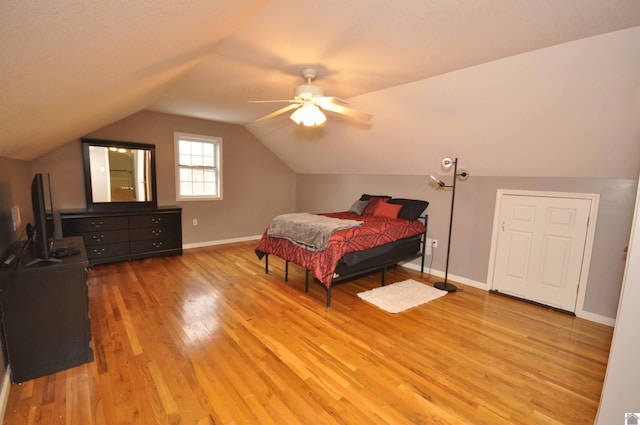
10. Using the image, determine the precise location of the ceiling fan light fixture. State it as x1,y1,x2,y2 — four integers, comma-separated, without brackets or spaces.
252,67,371,125
294,84,324,100
290,101,326,127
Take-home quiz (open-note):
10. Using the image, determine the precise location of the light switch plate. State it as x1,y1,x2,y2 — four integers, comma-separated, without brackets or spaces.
11,205,21,231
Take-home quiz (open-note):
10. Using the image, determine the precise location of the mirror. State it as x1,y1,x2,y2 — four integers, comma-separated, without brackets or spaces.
81,138,158,211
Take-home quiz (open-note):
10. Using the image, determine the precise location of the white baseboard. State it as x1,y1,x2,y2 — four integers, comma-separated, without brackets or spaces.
400,262,614,326
0,366,11,424
401,261,488,289
183,235,261,250
578,311,616,327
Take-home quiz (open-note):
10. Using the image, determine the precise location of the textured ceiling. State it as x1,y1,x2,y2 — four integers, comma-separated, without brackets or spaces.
1,0,640,177
150,0,640,125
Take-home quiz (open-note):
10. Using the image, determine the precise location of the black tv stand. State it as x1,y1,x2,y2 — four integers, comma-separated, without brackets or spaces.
0,236,93,383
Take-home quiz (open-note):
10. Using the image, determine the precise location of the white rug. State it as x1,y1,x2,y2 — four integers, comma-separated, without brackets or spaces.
357,279,448,313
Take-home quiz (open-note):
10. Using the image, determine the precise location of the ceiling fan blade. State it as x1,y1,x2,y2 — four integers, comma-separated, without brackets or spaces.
318,102,373,121
255,103,301,122
315,96,348,105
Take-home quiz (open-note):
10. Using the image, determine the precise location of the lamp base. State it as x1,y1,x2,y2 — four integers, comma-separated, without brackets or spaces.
434,281,458,292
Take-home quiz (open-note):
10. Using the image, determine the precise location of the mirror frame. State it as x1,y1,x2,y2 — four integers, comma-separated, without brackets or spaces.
81,138,158,211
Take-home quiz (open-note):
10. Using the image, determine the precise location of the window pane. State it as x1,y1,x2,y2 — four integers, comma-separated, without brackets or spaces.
180,168,192,181
179,140,191,155
203,143,214,156
193,181,204,195
192,142,203,156
204,182,216,196
175,133,221,199
192,169,203,181
179,154,191,166
180,182,192,196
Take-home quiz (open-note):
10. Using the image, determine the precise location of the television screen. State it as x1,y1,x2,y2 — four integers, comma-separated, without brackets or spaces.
30,173,54,261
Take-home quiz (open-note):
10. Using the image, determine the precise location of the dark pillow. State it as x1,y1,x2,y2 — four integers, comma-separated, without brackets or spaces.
359,194,391,201
348,199,369,215
362,196,391,216
388,198,429,220
373,201,402,219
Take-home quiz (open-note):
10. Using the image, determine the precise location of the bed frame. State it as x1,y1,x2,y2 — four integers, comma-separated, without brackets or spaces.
262,215,427,306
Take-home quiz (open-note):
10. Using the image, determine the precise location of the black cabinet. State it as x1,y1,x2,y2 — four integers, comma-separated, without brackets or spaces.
0,237,93,383
61,207,182,266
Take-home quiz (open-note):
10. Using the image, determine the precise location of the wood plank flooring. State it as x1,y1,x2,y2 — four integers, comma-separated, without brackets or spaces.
3,241,613,424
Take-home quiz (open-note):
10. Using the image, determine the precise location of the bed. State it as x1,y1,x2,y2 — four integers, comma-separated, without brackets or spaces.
255,195,428,306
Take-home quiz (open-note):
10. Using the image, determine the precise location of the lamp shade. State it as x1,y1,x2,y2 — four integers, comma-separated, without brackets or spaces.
290,102,326,126
441,157,454,169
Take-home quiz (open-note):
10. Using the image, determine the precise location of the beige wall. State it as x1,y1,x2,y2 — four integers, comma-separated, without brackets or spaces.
31,111,296,244
0,156,32,253
296,173,637,321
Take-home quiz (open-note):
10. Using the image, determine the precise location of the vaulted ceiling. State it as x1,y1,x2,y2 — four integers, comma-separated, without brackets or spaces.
2,1,640,177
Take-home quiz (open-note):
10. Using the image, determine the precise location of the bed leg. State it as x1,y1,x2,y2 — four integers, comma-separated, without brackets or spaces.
265,254,269,274
381,266,387,286
326,287,331,307
285,261,289,282
305,270,310,293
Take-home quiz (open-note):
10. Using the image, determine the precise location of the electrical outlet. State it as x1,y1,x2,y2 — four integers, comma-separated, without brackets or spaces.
425,238,433,255
193,218,198,226
432,239,438,248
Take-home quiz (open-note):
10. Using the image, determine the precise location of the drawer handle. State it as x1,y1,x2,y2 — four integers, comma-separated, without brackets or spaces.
152,229,162,236
151,217,162,224
92,248,106,255
152,241,164,248
90,220,104,228
92,234,105,242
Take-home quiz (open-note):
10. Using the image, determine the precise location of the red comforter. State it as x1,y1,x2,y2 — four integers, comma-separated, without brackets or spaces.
255,212,425,287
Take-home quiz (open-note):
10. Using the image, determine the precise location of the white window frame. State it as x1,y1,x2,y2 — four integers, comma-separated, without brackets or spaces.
174,132,222,201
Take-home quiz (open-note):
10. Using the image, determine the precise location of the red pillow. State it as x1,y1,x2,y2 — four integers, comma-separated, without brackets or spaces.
373,201,402,219
363,197,391,216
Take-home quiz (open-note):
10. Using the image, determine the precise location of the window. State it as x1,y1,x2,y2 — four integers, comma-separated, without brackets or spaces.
174,132,222,200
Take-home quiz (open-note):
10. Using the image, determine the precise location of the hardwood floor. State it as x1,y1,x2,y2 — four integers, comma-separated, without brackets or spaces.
3,241,613,424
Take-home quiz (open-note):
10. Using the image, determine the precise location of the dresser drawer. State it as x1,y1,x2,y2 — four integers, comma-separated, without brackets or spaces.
85,242,130,260
62,216,128,234
81,229,129,246
129,213,180,229
130,236,181,254
129,226,181,242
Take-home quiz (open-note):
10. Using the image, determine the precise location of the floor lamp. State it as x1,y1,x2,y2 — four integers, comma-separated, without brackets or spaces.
430,157,469,292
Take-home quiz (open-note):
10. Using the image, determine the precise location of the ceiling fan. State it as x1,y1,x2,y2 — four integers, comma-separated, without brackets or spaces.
250,68,373,127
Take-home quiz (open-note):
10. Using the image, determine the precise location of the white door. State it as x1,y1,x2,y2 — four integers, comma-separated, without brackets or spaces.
491,194,592,312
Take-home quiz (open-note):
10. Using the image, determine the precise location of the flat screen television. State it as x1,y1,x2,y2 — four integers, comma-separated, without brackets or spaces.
29,173,55,263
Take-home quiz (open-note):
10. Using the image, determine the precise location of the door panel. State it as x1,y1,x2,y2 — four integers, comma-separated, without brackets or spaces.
539,235,570,289
507,231,533,279
492,195,591,312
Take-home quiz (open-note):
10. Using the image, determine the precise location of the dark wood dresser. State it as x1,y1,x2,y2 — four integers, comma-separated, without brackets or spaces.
0,236,93,383
60,207,182,266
